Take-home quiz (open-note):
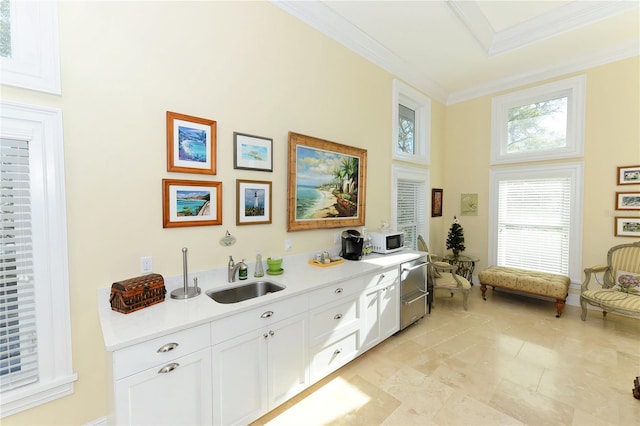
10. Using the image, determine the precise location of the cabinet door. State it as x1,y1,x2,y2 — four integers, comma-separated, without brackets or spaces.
379,281,400,340
212,330,267,426
267,313,308,409
114,347,212,426
361,286,381,352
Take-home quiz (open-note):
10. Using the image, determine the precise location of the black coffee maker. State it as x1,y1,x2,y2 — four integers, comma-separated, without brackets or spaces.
341,229,363,261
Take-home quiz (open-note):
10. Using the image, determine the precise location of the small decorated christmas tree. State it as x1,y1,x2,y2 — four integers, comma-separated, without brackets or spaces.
446,216,465,257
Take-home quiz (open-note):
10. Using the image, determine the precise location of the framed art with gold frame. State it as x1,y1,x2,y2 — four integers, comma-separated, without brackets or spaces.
287,132,366,231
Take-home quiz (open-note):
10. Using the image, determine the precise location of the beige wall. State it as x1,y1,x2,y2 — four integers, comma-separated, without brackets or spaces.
2,2,442,424
444,57,640,274
2,1,637,424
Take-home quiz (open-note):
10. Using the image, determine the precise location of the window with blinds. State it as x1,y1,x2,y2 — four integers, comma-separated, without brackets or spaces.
396,178,426,250
1,102,75,417
0,138,38,393
497,177,571,275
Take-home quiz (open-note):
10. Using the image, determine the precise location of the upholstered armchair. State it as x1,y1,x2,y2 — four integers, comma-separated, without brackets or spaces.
418,236,471,310
581,241,640,320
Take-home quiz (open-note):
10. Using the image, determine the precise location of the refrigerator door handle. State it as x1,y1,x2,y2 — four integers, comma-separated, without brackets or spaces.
401,262,428,273
402,293,428,305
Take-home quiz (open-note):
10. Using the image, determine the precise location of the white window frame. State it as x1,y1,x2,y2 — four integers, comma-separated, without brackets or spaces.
391,164,430,248
0,1,61,94
392,80,431,165
0,101,76,417
490,75,586,165
488,162,584,284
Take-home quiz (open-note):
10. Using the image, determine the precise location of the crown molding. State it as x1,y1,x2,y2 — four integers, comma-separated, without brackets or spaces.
272,0,449,103
447,38,639,105
488,0,640,56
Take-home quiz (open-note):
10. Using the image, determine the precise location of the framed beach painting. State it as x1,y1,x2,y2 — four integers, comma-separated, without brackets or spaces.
237,179,272,225
166,111,217,174
234,132,273,172
162,179,222,228
287,132,367,231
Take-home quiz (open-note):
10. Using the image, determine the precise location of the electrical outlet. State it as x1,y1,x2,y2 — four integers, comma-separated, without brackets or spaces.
285,239,292,251
141,256,153,274
333,233,340,244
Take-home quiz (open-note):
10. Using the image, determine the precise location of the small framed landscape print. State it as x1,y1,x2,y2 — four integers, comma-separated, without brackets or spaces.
167,111,216,174
431,188,442,217
236,179,272,225
234,132,273,172
616,192,640,211
162,179,222,228
615,216,640,237
617,165,640,185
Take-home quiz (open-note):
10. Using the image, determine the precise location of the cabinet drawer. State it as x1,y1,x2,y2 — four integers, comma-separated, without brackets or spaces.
309,296,359,342
310,330,359,381
113,323,211,380
211,294,308,344
367,267,399,289
308,276,366,308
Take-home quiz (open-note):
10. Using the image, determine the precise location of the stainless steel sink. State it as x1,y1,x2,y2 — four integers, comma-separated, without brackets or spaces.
206,280,285,304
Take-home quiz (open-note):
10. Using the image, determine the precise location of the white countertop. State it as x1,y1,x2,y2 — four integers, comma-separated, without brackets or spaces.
98,250,425,351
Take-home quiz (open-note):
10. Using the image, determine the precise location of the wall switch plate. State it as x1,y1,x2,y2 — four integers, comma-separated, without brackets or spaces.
285,240,292,251
141,256,153,274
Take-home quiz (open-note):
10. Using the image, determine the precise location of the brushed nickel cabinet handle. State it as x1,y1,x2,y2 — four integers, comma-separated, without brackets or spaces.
334,288,343,294
334,313,343,320
158,363,179,374
261,311,274,318
157,342,178,353
333,348,342,355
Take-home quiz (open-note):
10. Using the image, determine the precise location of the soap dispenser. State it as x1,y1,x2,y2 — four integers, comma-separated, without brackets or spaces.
254,252,264,278
239,259,248,280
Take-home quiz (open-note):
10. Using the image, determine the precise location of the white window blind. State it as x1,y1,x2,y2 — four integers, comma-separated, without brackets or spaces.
396,178,426,250
497,177,571,275
0,137,38,392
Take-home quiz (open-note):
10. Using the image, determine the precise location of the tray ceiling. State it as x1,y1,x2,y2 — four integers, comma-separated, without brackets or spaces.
273,0,640,104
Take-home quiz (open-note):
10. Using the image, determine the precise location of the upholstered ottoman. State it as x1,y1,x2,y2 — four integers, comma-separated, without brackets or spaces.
478,266,571,317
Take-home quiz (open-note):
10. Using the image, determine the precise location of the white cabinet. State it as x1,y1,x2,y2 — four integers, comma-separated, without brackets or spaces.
211,296,308,425
361,267,400,352
110,324,212,425
308,277,365,382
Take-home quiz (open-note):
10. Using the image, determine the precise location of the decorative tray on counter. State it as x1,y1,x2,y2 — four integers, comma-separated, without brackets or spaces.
308,258,345,267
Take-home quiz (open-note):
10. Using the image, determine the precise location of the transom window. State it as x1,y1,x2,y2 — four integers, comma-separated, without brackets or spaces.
392,80,430,165
491,75,585,164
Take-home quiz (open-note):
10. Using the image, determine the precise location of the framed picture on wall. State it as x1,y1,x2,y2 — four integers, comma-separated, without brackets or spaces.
617,165,640,185
287,132,367,231
236,179,272,225
616,192,640,211
162,179,222,228
615,216,640,237
431,188,442,217
166,111,217,174
233,132,273,172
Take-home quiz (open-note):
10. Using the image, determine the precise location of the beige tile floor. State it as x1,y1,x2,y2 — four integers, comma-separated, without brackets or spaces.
253,285,640,426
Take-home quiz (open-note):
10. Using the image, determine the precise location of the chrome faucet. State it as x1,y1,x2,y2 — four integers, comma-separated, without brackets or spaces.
228,256,247,283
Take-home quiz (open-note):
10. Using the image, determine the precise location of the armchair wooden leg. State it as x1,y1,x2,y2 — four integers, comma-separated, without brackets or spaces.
580,297,587,321
480,283,487,300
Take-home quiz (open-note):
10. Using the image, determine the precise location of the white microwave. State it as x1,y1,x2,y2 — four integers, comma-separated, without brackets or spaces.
369,231,405,254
